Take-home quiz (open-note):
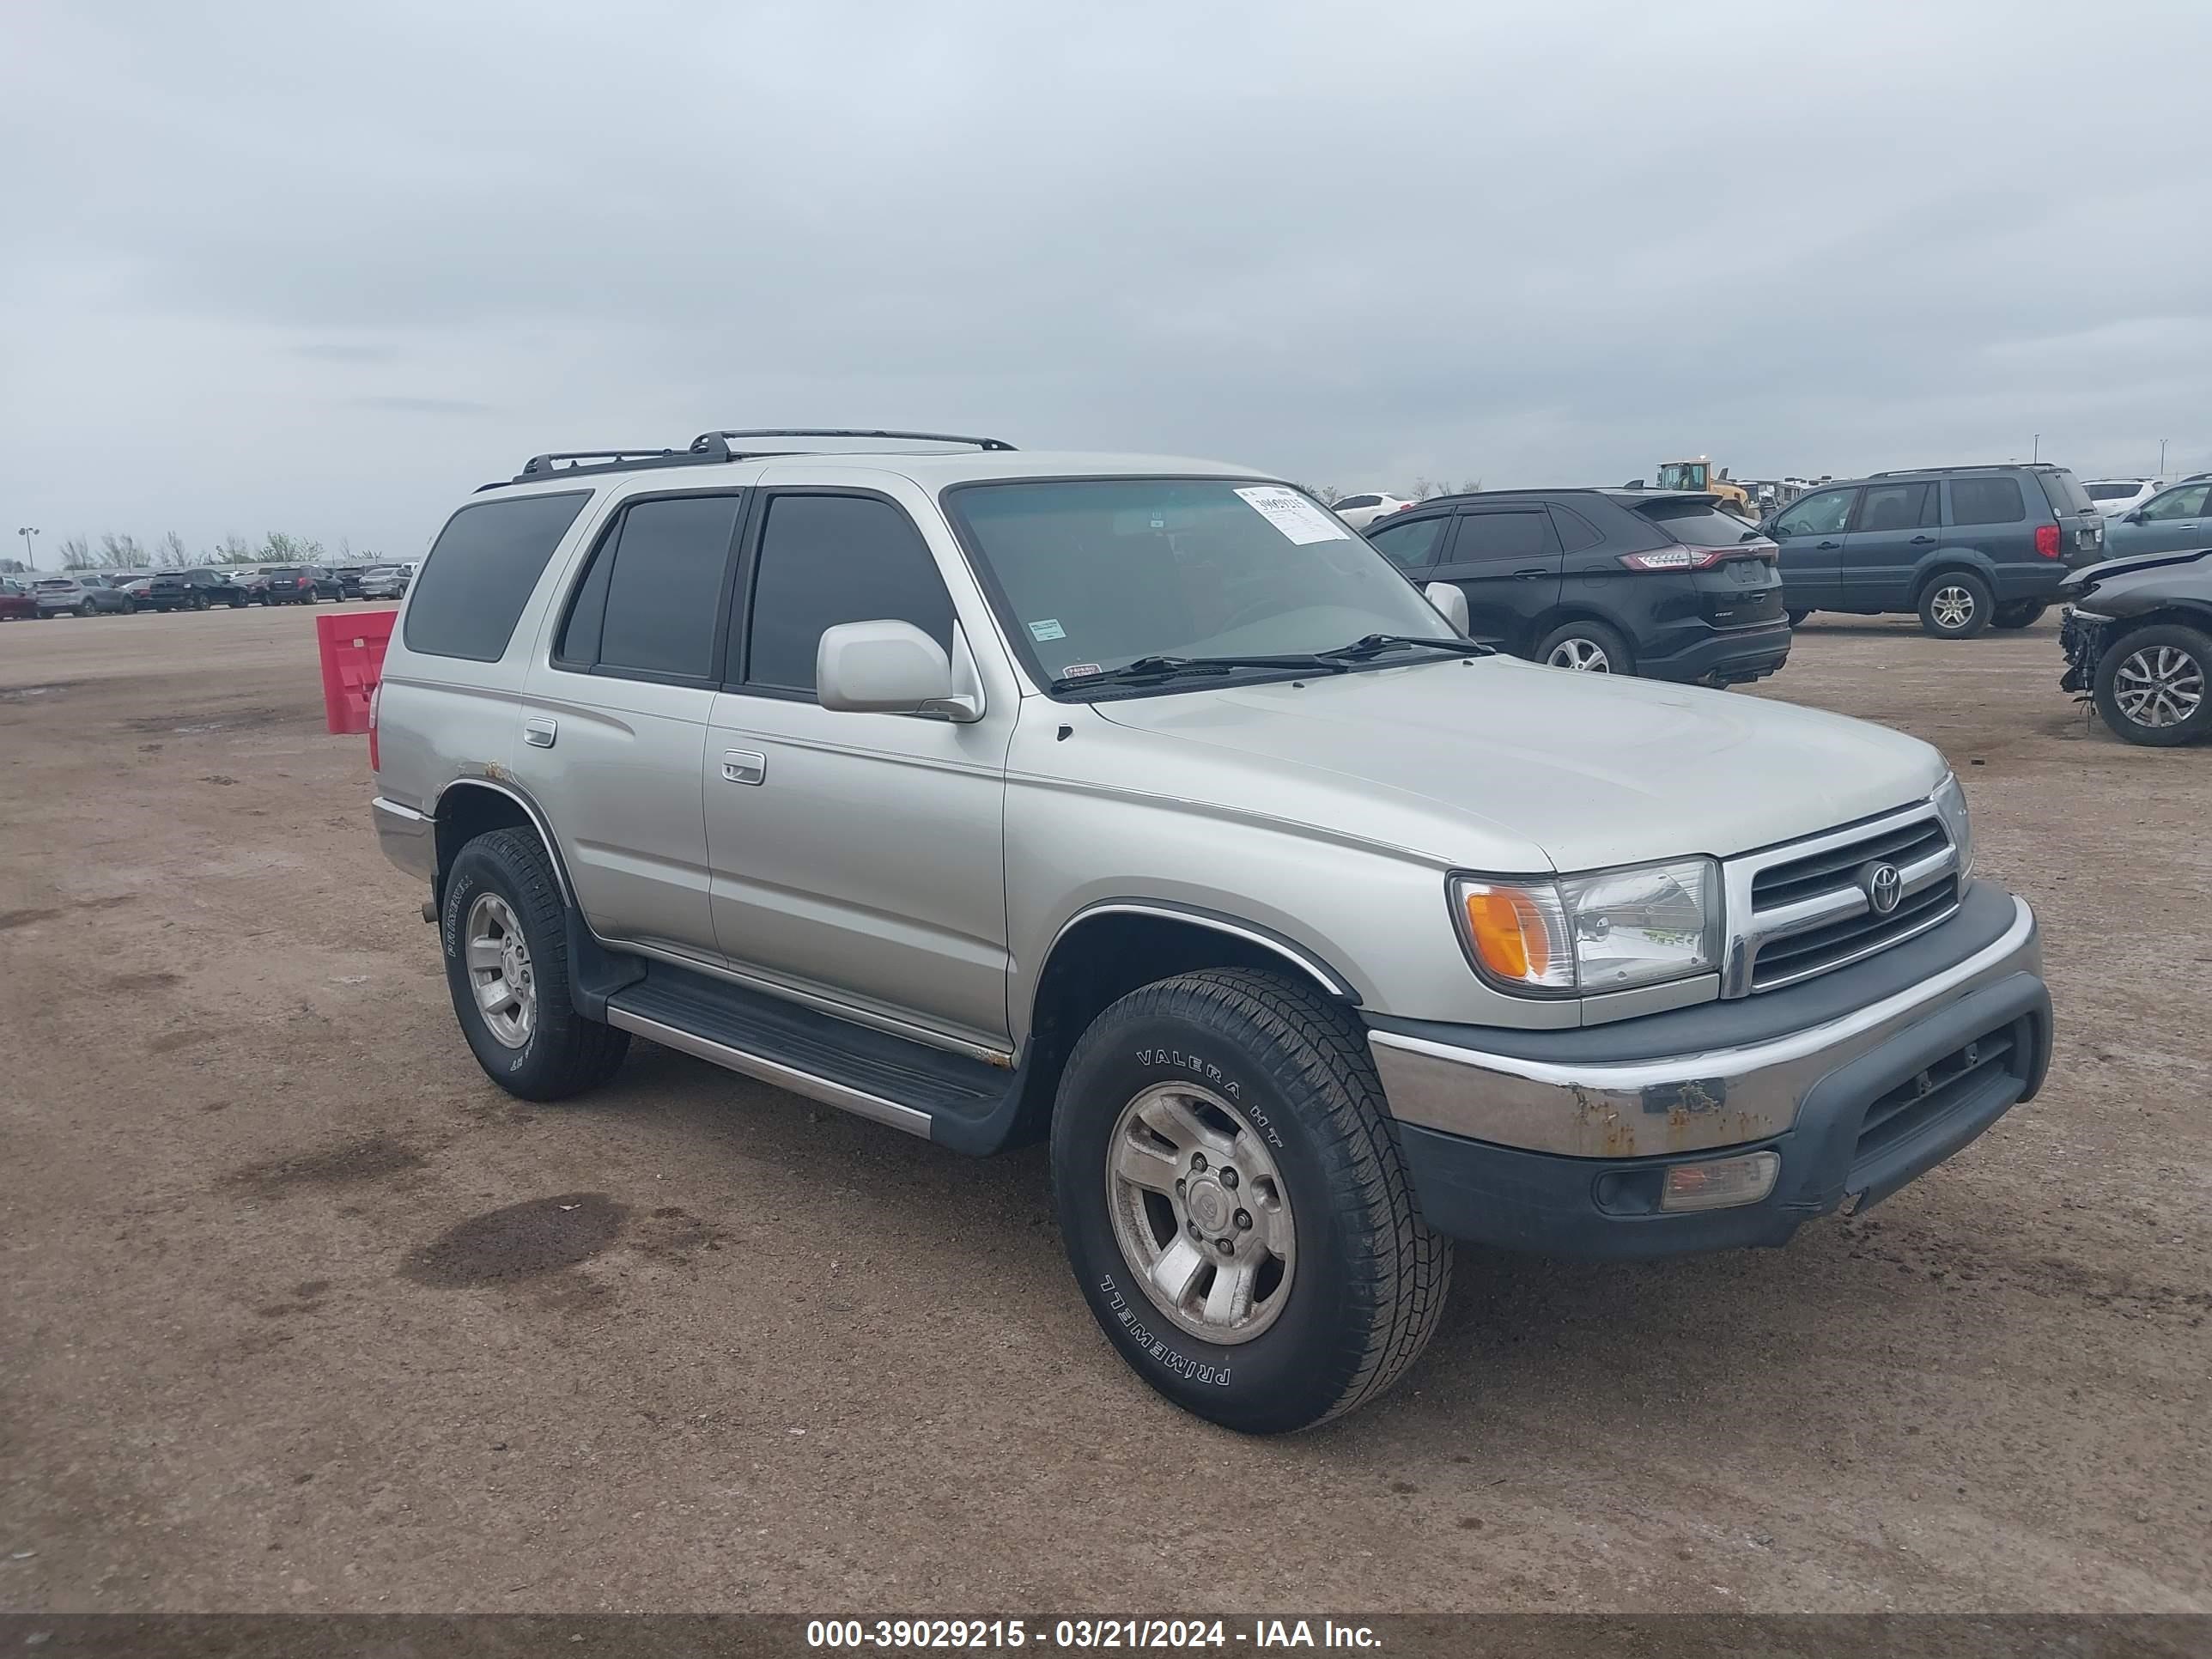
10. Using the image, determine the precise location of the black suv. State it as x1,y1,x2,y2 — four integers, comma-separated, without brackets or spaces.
144,568,249,611
1762,464,2105,639
1363,489,1789,684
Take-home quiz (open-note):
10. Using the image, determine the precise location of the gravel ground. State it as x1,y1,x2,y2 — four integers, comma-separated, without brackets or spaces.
0,605,2205,1614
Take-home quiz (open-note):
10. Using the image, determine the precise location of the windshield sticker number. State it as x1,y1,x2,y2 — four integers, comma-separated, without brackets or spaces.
1234,485,1351,546
1029,618,1067,641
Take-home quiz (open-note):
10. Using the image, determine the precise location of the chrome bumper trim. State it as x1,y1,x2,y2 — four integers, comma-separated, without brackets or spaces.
1370,896,2039,1158
372,795,437,884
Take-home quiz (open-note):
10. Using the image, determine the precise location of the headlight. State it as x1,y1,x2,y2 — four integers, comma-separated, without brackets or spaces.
1451,857,1721,996
1931,773,1974,880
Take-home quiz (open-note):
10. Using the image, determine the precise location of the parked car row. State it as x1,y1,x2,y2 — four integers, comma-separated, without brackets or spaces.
0,564,410,617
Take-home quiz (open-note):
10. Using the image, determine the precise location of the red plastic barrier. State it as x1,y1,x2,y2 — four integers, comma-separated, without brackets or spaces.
316,608,398,735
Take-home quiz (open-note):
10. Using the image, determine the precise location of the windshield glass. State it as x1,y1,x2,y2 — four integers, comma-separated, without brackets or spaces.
1656,462,1705,490
946,478,1454,687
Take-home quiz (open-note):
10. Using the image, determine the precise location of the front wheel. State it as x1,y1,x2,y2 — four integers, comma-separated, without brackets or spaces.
1992,600,2047,630
2094,624,2212,747
1534,618,1634,676
1051,969,1450,1434
440,827,631,1099
1917,572,1991,638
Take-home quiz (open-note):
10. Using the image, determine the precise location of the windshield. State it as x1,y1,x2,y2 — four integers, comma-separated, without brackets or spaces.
1656,462,1706,490
945,477,1455,689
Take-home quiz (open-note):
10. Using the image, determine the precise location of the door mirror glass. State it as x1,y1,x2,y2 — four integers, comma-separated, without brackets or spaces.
1423,581,1469,635
817,620,972,719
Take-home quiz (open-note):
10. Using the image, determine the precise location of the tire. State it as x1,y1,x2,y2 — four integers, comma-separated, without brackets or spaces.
1051,968,1450,1434
2093,623,2212,747
1992,600,2047,630
1534,618,1634,676
228,596,246,609
75,605,93,618
1786,609,1811,627
1917,571,1991,638
439,827,630,1100
191,592,210,612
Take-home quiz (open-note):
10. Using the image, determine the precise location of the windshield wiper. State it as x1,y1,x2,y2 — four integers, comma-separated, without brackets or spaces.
1319,633,1493,662
1049,653,1350,694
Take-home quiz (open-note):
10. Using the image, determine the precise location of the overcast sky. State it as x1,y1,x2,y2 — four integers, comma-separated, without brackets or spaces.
3,0,2207,564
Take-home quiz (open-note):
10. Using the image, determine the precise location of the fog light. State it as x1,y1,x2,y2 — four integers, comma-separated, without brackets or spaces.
1659,1151,1779,1213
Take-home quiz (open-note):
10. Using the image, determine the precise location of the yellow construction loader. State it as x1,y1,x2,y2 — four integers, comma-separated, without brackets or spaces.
1654,458,1756,518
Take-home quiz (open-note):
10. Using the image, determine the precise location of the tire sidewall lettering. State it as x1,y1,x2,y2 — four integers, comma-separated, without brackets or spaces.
1132,1044,1283,1149
1097,1273,1231,1386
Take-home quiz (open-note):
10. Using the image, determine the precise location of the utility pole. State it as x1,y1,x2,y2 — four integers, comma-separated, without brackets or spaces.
2032,434,2040,463
15,526,37,570
2160,438,2169,477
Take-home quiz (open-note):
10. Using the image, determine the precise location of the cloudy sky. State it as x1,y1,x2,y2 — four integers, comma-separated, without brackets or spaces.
3,0,2207,564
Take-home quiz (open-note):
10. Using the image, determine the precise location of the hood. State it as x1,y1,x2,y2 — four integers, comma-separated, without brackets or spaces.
2064,545,2212,597
1089,656,1947,872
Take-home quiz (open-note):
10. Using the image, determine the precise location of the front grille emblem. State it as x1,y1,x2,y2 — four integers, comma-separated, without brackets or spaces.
1863,860,1903,915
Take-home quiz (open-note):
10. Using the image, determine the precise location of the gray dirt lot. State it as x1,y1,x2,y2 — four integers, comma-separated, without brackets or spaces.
0,606,2205,1614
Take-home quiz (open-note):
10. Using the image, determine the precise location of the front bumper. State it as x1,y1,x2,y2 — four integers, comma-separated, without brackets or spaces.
1370,892,2049,1259
2058,606,2107,695
373,795,437,884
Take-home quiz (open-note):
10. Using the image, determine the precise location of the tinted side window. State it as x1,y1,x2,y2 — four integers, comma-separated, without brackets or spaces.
405,492,591,662
2037,469,2096,516
1774,489,1855,538
595,495,742,680
1548,505,1605,553
1450,511,1555,561
745,495,953,694
1365,514,1448,571
1948,477,2027,526
1855,482,1934,532
1335,495,1379,511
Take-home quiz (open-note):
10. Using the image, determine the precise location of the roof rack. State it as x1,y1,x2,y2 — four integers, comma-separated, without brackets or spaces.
1868,462,2057,477
481,428,1018,490
688,428,1017,455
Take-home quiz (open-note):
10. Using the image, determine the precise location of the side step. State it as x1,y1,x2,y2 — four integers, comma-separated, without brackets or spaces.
603,960,1025,1152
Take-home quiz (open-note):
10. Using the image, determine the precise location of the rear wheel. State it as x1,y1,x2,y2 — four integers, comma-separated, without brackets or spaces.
1051,968,1450,1433
191,592,210,612
440,827,630,1099
1917,572,1991,639
1786,608,1811,627
1534,618,1634,676
1993,600,2047,630
2094,624,2212,747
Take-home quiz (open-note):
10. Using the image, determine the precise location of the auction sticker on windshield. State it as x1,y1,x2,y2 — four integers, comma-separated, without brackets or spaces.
1235,485,1350,545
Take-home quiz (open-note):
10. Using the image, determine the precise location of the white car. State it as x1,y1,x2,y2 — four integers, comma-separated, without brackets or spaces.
2082,479,2162,518
1330,492,1413,528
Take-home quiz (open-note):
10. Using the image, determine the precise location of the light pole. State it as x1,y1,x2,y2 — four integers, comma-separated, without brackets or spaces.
2032,434,2040,463
2160,438,2169,477
15,526,37,570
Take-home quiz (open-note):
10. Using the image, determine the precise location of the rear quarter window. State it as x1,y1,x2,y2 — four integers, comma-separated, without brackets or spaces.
404,491,592,662
1948,477,2027,527
1632,500,1763,548
2036,469,2096,517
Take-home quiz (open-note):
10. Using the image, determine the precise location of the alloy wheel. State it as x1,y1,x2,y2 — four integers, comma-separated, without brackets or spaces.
1545,636,1611,672
1104,1082,1296,1345
1930,586,1976,631
464,892,536,1048
2113,645,2205,729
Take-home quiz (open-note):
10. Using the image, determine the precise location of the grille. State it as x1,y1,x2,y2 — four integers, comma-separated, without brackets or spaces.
1851,1019,2028,1175
1751,817,1948,909
1750,875,1958,990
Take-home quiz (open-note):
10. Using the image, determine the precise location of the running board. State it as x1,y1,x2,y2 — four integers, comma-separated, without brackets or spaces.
605,1006,933,1138
601,961,1030,1152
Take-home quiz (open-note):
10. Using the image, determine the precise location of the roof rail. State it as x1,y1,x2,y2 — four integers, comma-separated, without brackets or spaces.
689,428,1017,455
1868,462,2055,477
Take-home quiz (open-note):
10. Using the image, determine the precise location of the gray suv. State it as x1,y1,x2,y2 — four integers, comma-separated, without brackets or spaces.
372,428,2053,1432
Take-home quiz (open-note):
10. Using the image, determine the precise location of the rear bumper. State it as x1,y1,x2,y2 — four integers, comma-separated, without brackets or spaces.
1371,894,2049,1259
373,796,437,884
1641,619,1792,684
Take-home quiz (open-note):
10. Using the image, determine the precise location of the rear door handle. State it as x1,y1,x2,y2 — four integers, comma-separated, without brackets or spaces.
523,717,556,749
1910,535,1935,544
1815,540,1841,550
721,749,766,786
1511,567,1549,579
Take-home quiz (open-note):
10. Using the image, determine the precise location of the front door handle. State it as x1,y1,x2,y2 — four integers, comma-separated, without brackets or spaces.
1511,567,1549,580
721,749,766,786
1815,540,1841,550
523,717,556,749
1910,535,1935,544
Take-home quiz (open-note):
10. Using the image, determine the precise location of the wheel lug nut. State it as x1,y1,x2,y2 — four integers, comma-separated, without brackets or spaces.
1219,1168,1238,1189
1214,1238,1234,1256
1175,1177,1186,1195
1235,1209,1252,1230
1190,1153,1207,1172
1187,1221,1201,1240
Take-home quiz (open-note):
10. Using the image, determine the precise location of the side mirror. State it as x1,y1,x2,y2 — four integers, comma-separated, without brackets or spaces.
1423,581,1469,635
2123,509,2148,525
817,620,979,720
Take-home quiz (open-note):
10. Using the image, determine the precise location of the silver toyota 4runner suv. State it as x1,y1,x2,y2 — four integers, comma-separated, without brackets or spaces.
372,428,2053,1433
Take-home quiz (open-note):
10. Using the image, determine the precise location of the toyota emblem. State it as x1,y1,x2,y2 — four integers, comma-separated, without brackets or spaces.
1864,861,1903,915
